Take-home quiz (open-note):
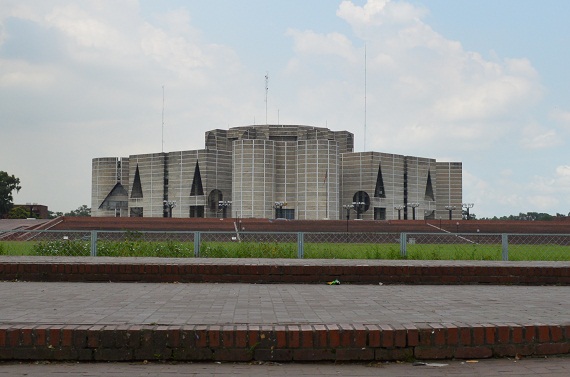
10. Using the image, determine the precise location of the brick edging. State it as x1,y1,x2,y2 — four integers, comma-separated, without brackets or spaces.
0,323,568,362
1,262,569,285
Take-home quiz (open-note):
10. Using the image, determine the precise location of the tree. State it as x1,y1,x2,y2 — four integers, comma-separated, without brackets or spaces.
8,206,38,219
0,171,21,218
65,205,91,217
48,210,64,219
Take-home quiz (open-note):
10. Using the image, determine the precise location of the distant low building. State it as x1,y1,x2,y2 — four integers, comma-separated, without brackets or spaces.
92,125,462,220
12,204,49,219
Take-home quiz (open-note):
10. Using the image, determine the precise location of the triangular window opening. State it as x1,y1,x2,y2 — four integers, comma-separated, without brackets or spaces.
98,182,128,210
131,165,143,199
190,161,204,196
425,170,435,201
374,164,386,198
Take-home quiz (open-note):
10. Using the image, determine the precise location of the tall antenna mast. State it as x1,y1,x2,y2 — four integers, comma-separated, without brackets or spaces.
161,85,165,153
364,43,367,152
265,72,269,125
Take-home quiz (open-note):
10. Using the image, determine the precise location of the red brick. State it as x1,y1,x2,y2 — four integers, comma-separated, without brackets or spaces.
213,348,251,362
472,325,485,345
7,328,20,347
380,325,394,347
190,325,206,347
511,325,523,344
166,327,181,348
497,325,510,344
221,326,235,348
20,328,33,346
550,326,563,342
274,326,287,348
300,325,314,348
537,324,550,342
454,346,493,359
484,325,496,345
335,348,374,361
430,324,446,346
292,349,336,361
0,326,8,347
403,324,419,347
327,325,340,348
414,346,454,360
49,326,63,347
287,325,300,348
443,323,459,345
248,325,260,347
208,325,221,347
339,324,353,347
375,347,414,361
259,325,273,348
392,326,407,348
417,327,432,346
535,342,570,355
492,344,517,357
353,324,367,348
524,325,535,343
365,325,381,347
33,326,48,346
313,325,328,347
234,326,248,348
254,348,292,361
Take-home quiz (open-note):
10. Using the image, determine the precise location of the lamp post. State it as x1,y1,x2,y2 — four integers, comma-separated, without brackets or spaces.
407,202,420,220
342,204,352,232
163,200,176,218
353,201,365,219
274,201,287,219
218,200,232,219
343,201,365,234
394,205,404,220
445,205,456,221
462,203,474,220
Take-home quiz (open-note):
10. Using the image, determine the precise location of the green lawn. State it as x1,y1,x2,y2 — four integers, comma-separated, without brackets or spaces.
1,240,569,261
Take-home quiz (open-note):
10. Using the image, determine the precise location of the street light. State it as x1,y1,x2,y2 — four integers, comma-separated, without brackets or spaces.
394,205,405,220
218,200,232,219
163,200,176,218
342,201,364,232
445,205,456,221
352,201,365,219
274,201,287,219
462,203,474,220
407,203,420,220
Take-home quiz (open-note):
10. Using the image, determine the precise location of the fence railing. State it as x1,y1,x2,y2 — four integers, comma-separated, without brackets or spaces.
1,230,569,261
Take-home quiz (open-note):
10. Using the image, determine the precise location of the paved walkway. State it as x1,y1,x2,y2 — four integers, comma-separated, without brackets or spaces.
1,358,570,376
1,282,569,326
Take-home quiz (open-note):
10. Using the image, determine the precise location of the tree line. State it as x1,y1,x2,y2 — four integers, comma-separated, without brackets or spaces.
1,171,90,219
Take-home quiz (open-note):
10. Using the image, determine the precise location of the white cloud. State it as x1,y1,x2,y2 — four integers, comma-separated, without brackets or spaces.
519,123,561,149
284,0,543,156
550,108,570,131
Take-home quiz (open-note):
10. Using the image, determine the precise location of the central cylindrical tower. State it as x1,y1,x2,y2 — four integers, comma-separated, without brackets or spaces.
232,139,275,218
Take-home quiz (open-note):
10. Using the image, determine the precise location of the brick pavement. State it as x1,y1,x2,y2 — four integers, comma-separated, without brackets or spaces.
0,257,569,362
0,280,569,362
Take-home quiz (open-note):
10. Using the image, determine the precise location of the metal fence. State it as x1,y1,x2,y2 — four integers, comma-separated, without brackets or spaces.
1,230,569,261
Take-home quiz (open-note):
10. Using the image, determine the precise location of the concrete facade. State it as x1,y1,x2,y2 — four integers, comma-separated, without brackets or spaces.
92,125,463,220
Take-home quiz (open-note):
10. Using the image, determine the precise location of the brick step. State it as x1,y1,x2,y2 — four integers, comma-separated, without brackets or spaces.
1,323,568,362
2,259,569,285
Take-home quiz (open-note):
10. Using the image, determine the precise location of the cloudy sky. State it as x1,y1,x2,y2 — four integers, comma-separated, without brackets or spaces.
1,0,570,218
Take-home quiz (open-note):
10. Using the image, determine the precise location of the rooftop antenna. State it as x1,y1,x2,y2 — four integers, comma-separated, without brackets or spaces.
161,85,165,153
265,72,269,125
364,43,367,152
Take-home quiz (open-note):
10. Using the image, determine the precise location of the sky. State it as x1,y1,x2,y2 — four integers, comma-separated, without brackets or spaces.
1,0,570,219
